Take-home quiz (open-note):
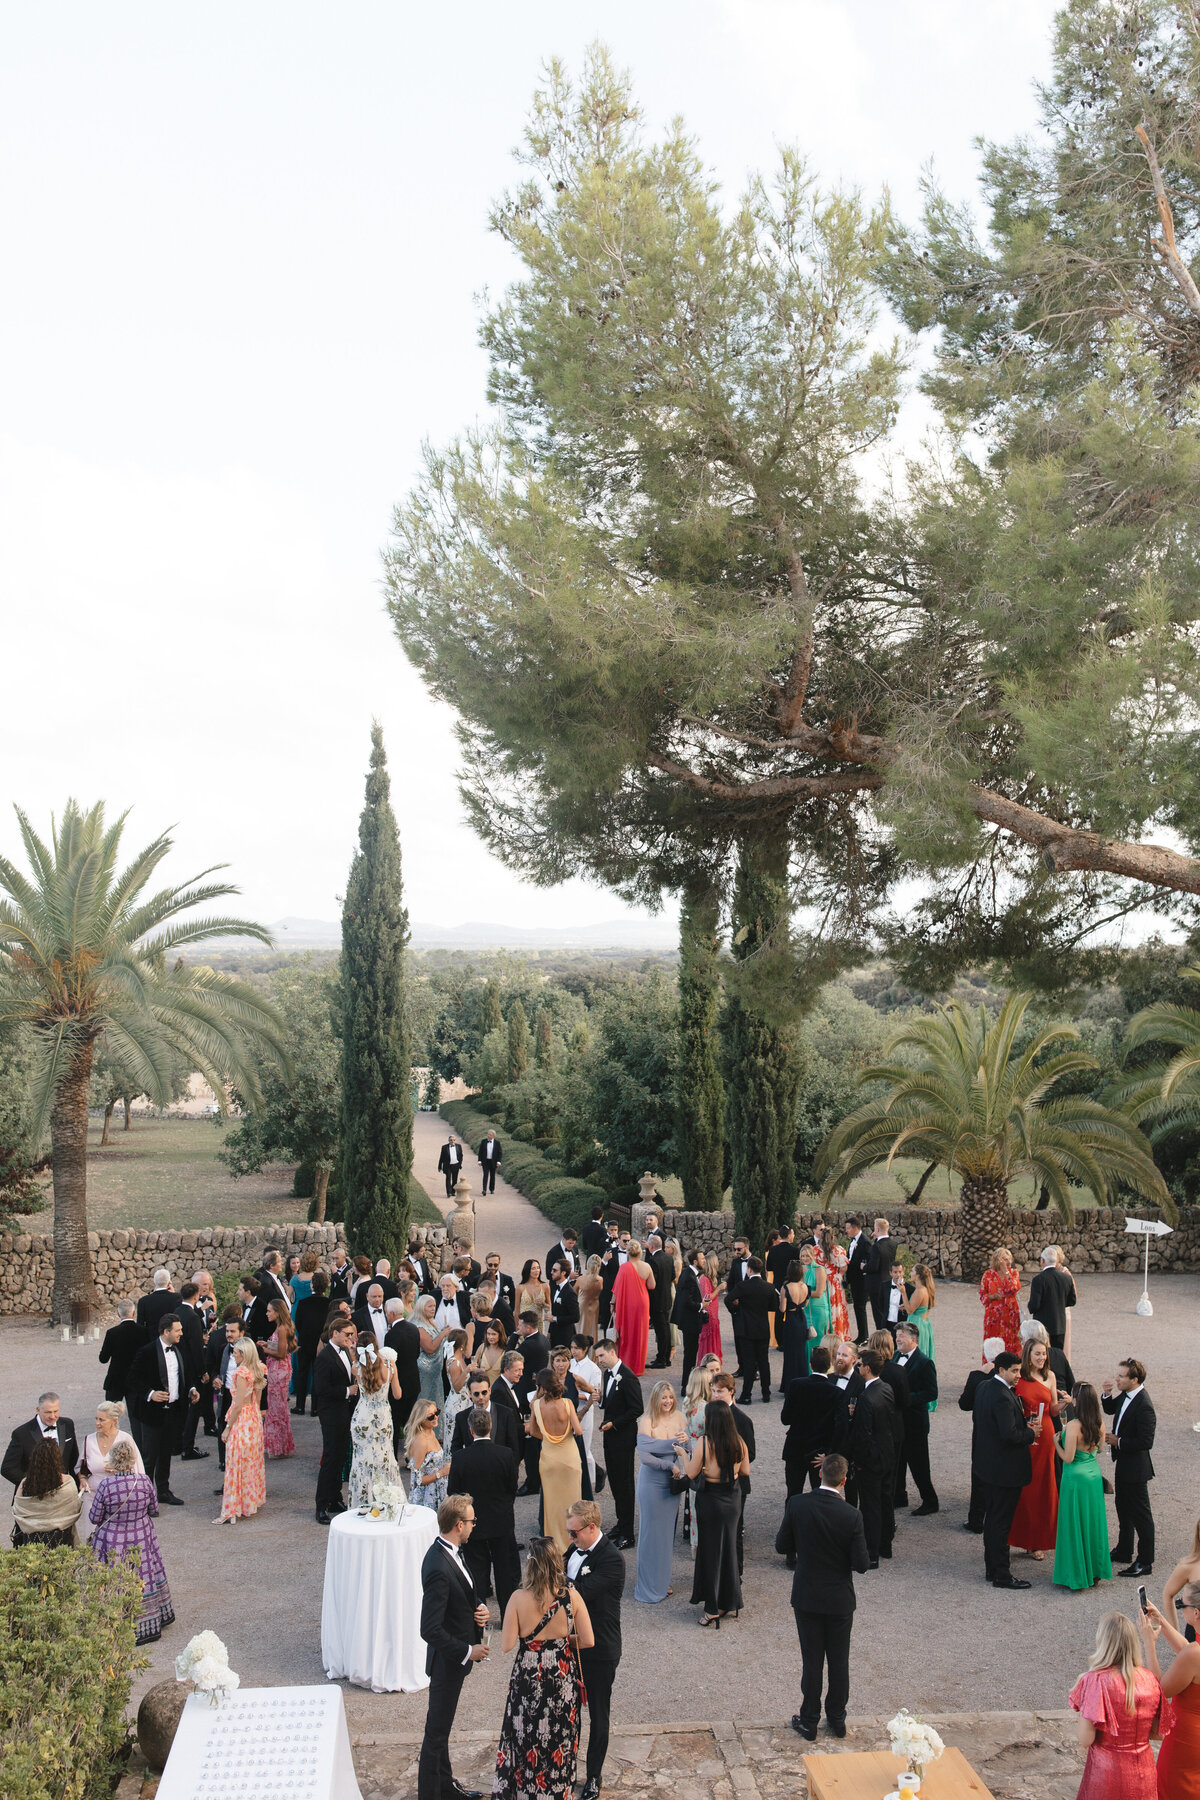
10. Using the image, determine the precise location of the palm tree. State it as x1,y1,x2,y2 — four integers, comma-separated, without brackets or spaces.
1106,966,1200,1155
0,802,287,1322
814,993,1172,1279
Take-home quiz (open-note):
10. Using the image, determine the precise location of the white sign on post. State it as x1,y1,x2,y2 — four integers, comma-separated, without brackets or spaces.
1124,1216,1173,1318
155,1686,362,1800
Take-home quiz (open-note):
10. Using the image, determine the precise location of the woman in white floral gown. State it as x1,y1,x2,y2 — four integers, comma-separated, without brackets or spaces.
348,1345,403,1508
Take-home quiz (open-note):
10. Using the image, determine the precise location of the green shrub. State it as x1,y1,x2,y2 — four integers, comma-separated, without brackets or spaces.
213,1267,253,1316
0,1546,145,1800
408,1172,446,1229
441,1100,607,1238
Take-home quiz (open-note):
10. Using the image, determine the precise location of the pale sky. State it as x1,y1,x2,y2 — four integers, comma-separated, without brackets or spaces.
0,2,1056,932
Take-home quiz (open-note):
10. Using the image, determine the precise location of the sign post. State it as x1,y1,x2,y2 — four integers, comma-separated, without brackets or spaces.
1123,1216,1173,1317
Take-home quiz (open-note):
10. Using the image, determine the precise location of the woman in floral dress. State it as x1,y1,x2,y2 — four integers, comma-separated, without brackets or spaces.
215,1340,267,1523
90,1437,174,1643
493,1537,593,1800
348,1344,403,1507
979,1247,1022,1358
817,1229,850,1341
405,1398,451,1512
260,1298,296,1458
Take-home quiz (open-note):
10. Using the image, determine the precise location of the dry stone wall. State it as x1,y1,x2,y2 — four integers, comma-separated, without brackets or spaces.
633,1200,1200,1279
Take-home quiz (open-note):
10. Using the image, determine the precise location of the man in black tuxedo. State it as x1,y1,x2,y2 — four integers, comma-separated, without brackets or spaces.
581,1205,608,1260
328,1247,353,1302
1028,1246,1076,1349
843,1216,871,1344
599,1227,630,1338
842,1349,899,1565
865,1220,896,1333
135,1269,178,1336
723,1235,753,1391
829,1338,865,1406
370,1259,400,1304
449,1240,481,1289
647,1236,676,1368
407,1244,436,1296
736,1257,778,1403
292,1270,330,1416
418,1494,490,1800
451,1372,523,1459
765,1226,796,1288
490,1346,529,1436
352,1283,391,1351
449,1407,520,1611
973,1351,1036,1588
1102,1356,1157,1575
477,1129,503,1195
781,1344,842,1500
958,1336,1005,1532
566,1498,625,1800
312,1321,359,1523
383,1299,422,1455
175,1282,211,1459
671,1248,708,1386
892,1322,939,1514
595,1340,642,1547
548,1263,581,1349
437,1134,464,1197
513,1317,549,1494
482,1250,515,1314
98,1300,146,1403
2,1392,79,1488
546,1230,579,1278
127,1314,197,1503
205,1310,243,1473
775,1452,869,1741
245,1250,290,1342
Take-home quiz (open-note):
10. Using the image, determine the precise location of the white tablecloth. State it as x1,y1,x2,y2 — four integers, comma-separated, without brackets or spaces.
321,1506,440,1693
156,1687,362,1800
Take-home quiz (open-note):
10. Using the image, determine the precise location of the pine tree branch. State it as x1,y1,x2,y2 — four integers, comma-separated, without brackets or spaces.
1136,123,1200,320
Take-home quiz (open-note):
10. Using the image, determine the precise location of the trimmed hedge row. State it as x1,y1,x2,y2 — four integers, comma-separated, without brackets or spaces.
440,1100,608,1239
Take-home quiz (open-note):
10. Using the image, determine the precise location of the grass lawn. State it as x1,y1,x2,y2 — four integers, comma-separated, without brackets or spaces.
72,1117,443,1234
804,1156,1042,1210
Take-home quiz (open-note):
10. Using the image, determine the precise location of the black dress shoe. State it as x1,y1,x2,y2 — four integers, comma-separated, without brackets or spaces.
912,1503,939,1517
962,1522,984,1534
738,1393,753,1405
213,1485,226,1496
791,1716,817,1740
515,1483,540,1498
446,1782,482,1799
160,1493,185,1506
867,1558,879,1569
879,1545,892,1558
316,1511,335,1526
594,1469,607,1492
826,1720,847,1738
1119,1561,1153,1577
992,1575,1031,1589
895,1495,909,1508
181,1448,209,1460
580,1779,602,1800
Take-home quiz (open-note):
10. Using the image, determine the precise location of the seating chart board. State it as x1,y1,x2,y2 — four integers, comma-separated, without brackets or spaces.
156,1685,362,1800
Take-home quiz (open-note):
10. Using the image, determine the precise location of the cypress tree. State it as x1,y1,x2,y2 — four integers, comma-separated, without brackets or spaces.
337,724,412,1265
534,1005,554,1070
676,881,725,1211
507,999,530,1081
482,979,503,1037
722,838,800,1248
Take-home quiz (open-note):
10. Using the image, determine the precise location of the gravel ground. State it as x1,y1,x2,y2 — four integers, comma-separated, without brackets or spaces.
5,1147,1196,1739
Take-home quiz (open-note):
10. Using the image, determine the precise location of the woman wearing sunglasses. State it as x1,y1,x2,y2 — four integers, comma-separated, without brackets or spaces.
404,1398,451,1512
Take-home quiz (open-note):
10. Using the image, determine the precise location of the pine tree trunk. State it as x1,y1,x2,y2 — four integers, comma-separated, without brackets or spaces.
908,1161,938,1204
50,1039,99,1324
312,1161,331,1224
959,1175,1012,1281
676,881,725,1211
123,1096,132,1130
101,1099,115,1146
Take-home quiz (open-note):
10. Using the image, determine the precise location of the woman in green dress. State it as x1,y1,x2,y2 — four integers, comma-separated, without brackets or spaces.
1053,1383,1113,1590
800,1244,831,1343
903,1264,938,1411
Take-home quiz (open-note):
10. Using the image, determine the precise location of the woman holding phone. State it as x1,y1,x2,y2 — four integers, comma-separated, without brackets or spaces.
1009,1337,1058,1560
1140,1586,1200,1798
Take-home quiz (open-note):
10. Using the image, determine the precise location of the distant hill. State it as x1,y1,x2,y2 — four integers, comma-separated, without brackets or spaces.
217,915,677,952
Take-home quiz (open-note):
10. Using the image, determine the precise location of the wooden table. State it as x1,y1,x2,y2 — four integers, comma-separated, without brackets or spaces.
803,1747,997,1800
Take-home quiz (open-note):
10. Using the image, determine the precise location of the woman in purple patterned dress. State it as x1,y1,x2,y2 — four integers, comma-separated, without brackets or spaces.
89,1437,174,1644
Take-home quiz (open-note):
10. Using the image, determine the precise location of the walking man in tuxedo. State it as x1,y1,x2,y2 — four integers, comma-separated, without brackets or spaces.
127,1314,197,1504
671,1247,708,1386
736,1257,778,1403
437,1134,464,1198
548,1263,581,1348
865,1220,895,1333
723,1236,753,1392
647,1236,676,1368
892,1322,939,1514
1028,1245,1077,1349
595,1340,642,1547
312,1321,358,1524
566,1498,625,1800
417,1493,489,1800
973,1350,1036,1588
1102,1356,1157,1576
449,1407,520,1612
477,1129,502,1195
2,1392,79,1487
843,1216,871,1345
776,1452,869,1741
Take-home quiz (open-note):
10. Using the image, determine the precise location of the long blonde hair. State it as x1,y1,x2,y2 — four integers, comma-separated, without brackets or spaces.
1089,1613,1143,1713
404,1395,439,1460
234,1339,266,1393
684,1364,713,1419
648,1380,677,1426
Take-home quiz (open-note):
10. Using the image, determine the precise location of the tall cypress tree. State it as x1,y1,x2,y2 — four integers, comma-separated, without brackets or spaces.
676,881,725,1211
482,979,503,1037
507,999,530,1081
337,724,412,1264
722,838,800,1248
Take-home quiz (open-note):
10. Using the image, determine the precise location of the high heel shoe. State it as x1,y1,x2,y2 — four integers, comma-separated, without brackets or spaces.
720,1609,740,1621
699,1612,721,1628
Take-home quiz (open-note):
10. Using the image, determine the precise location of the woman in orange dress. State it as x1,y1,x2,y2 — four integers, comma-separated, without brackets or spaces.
817,1229,850,1342
978,1247,1022,1358
215,1340,267,1524
612,1241,655,1378
1009,1338,1059,1558
1142,1588,1200,1798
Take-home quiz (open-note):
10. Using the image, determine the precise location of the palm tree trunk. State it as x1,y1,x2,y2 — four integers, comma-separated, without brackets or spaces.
959,1175,1011,1282
100,1099,115,1146
123,1096,132,1130
312,1160,331,1224
50,1040,99,1324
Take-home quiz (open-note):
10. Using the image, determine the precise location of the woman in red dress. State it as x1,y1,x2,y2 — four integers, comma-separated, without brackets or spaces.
1142,1588,1200,1799
696,1253,723,1363
612,1241,654,1378
1009,1338,1058,1557
978,1247,1022,1357
1068,1612,1160,1800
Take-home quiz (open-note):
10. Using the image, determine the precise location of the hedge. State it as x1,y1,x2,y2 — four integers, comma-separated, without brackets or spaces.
440,1100,609,1239
0,1546,145,1800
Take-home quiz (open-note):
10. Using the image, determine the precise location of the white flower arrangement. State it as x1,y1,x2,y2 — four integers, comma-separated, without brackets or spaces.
886,1709,944,1779
175,1632,240,1706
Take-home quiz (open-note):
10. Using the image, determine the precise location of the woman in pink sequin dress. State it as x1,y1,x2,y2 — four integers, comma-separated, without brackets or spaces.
260,1298,296,1458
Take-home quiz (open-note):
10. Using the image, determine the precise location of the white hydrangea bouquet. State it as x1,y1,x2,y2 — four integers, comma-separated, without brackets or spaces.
886,1709,944,1789
175,1631,240,1707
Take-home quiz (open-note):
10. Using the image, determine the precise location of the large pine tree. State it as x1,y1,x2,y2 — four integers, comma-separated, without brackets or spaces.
337,725,413,1264
723,838,800,1247
676,881,725,1211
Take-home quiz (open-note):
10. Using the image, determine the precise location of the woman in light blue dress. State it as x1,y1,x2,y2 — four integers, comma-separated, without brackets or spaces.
404,1398,450,1511
415,1295,450,1407
634,1381,687,1602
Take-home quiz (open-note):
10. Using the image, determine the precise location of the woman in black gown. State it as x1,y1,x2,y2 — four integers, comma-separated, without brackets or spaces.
678,1401,749,1628
778,1258,812,1387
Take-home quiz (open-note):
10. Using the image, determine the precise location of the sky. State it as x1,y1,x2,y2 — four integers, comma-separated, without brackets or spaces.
0,1,1058,933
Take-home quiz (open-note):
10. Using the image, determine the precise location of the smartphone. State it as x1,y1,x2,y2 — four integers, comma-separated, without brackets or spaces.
1138,1584,1149,1615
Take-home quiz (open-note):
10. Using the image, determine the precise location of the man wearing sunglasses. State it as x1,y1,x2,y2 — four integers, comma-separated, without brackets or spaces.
565,1499,625,1800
